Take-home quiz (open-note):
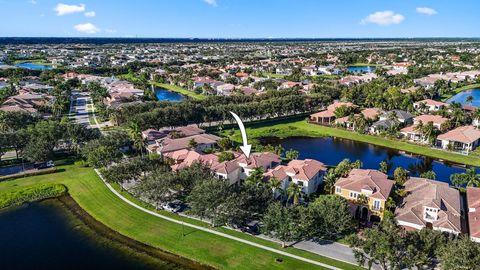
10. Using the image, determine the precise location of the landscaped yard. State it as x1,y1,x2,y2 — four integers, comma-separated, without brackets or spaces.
0,159,362,270
226,119,480,167
151,82,206,100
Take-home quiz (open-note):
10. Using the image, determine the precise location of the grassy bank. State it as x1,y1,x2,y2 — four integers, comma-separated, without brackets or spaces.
0,183,67,209
226,119,480,167
0,159,362,270
441,83,480,101
151,82,206,100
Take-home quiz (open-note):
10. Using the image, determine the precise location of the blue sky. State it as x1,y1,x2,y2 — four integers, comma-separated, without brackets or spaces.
0,0,478,38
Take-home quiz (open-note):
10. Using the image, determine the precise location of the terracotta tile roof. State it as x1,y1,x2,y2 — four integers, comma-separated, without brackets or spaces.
395,178,463,234
467,187,480,239
437,125,480,144
335,169,394,200
310,110,336,118
284,159,327,181
236,152,281,169
361,108,381,120
415,99,449,107
158,133,221,154
414,114,449,126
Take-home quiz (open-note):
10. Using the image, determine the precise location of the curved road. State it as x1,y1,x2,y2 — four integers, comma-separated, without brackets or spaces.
95,168,344,270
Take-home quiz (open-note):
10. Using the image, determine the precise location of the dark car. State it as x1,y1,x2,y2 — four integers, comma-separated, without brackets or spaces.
240,220,260,235
33,160,55,170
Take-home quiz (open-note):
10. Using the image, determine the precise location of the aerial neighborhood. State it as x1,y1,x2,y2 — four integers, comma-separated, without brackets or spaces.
2,37,480,270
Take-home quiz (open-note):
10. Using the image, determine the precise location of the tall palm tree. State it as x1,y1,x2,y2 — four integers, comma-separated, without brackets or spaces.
127,122,145,156
287,183,303,205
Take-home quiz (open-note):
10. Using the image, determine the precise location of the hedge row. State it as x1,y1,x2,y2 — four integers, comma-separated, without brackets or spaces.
0,183,67,209
0,167,57,182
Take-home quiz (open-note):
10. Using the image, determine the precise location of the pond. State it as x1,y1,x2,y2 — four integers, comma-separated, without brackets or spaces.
0,199,197,270
155,88,184,102
15,62,54,70
346,66,376,74
447,88,480,107
265,137,467,183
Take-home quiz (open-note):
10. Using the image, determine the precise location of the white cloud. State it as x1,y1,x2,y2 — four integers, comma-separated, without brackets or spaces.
54,3,86,16
203,0,217,6
361,10,405,26
416,7,437,16
74,23,100,34
84,11,96,17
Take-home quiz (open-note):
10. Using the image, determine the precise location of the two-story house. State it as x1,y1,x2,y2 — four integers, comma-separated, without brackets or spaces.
334,169,395,222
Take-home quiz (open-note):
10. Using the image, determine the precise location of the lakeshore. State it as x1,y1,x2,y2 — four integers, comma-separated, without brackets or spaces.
0,158,362,270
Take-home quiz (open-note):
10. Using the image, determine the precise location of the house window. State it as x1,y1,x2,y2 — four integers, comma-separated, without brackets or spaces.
336,187,341,194
373,200,381,211
349,192,357,199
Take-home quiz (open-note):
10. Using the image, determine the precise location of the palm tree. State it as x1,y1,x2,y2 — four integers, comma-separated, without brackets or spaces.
287,183,303,205
472,109,480,128
127,122,145,156
357,194,368,206
420,121,437,145
268,177,282,198
323,170,338,194
465,168,480,187
466,95,474,105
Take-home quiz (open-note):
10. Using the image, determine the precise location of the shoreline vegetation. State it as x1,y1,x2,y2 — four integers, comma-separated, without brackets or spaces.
225,119,480,167
0,159,363,270
441,83,480,101
150,82,207,100
0,183,67,209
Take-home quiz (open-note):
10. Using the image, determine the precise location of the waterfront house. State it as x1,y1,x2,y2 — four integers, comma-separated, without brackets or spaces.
413,99,450,112
436,125,480,153
264,159,327,196
395,178,463,235
309,101,356,125
334,169,395,222
467,187,480,242
400,115,449,143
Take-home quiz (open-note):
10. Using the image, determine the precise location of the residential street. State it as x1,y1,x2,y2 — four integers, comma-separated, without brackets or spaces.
70,90,92,128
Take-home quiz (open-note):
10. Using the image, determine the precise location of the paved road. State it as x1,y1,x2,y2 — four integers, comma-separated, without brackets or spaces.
95,168,348,270
70,91,92,128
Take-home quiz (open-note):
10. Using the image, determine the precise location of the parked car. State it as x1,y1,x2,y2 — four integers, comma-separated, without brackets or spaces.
240,220,260,235
33,160,55,170
161,200,184,213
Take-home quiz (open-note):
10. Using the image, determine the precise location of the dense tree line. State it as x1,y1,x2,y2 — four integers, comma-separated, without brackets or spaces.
113,89,328,130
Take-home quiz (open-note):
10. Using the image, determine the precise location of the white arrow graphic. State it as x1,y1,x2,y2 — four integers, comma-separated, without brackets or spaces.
230,111,252,158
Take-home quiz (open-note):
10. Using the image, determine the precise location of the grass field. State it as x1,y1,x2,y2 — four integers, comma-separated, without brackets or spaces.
151,82,207,100
226,119,480,167
0,159,362,270
441,83,480,101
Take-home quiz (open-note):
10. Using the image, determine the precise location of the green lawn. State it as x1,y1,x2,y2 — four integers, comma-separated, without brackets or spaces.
151,82,207,100
441,83,480,101
0,159,362,270
226,119,480,167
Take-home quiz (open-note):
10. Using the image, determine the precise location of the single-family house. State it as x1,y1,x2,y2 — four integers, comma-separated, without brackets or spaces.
467,187,480,242
413,99,450,112
395,178,463,235
264,159,327,196
335,169,395,222
436,125,480,153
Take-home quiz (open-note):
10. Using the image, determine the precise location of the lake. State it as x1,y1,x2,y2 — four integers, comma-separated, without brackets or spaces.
346,66,376,73
155,88,184,102
267,137,467,183
0,199,197,270
447,88,480,107
15,62,54,70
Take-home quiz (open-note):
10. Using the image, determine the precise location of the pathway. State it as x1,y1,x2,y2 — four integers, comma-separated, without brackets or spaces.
95,168,348,270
